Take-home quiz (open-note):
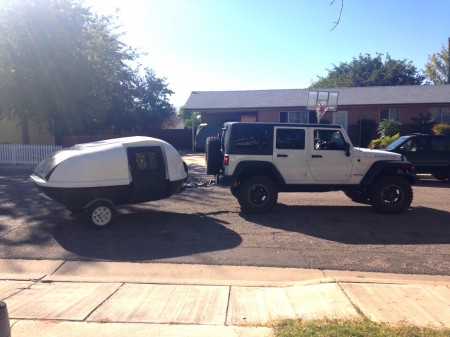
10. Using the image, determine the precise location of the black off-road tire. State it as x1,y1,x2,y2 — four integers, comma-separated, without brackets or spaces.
371,176,413,214
87,200,116,229
205,136,221,175
237,176,278,214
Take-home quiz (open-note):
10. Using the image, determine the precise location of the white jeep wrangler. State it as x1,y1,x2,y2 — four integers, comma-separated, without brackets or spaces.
206,122,418,214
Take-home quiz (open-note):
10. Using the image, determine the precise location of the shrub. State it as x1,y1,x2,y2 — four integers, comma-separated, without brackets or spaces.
377,119,401,137
370,133,400,149
432,123,450,135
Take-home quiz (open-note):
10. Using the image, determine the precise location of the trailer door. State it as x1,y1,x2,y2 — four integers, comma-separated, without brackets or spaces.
127,146,167,202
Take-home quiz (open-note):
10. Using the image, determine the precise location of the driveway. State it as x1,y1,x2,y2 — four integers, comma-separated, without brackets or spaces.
0,156,449,275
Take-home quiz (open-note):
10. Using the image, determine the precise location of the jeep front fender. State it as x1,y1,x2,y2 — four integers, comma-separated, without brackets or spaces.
360,160,419,186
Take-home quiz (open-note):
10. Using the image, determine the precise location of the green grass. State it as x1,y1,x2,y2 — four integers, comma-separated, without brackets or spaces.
272,318,450,337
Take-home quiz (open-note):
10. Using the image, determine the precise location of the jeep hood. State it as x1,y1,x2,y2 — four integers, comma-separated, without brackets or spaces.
353,147,402,160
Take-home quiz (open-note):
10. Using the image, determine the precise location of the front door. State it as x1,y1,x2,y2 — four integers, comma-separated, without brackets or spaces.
127,146,167,202
309,128,353,182
273,127,308,183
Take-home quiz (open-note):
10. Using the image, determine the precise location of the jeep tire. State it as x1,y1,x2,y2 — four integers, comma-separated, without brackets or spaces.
205,137,221,175
237,176,278,214
371,176,413,214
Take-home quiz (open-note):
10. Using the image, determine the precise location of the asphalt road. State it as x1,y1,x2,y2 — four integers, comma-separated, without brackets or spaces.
0,162,449,275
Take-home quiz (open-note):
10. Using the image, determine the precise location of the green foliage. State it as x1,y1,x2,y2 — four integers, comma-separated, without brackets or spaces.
410,112,435,134
0,0,174,142
370,133,399,149
311,53,424,88
272,318,450,337
178,107,201,129
424,43,449,84
377,119,401,138
432,123,450,135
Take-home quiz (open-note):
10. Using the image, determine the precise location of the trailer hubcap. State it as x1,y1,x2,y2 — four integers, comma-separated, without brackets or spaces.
91,206,112,226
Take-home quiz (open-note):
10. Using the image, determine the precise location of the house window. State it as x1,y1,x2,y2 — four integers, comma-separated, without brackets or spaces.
280,111,309,123
380,108,400,121
431,107,450,123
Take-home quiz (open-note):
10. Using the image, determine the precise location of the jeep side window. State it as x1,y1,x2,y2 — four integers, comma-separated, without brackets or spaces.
232,125,270,151
314,130,345,150
276,129,305,150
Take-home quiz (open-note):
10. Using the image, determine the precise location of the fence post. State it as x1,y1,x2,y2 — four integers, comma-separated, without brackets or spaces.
0,301,10,337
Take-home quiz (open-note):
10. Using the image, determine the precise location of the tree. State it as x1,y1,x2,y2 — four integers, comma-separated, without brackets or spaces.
424,42,449,84
178,107,201,129
311,53,424,88
0,0,175,142
410,112,434,134
133,68,175,131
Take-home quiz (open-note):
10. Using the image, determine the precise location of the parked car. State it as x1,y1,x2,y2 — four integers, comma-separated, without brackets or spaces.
30,136,188,228
206,122,418,214
385,134,450,180
195,123,222,152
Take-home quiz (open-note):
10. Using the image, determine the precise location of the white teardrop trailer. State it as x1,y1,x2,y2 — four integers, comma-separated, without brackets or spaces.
30,136,190,229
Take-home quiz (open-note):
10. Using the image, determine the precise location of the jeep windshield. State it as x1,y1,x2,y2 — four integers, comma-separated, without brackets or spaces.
385,136,410,150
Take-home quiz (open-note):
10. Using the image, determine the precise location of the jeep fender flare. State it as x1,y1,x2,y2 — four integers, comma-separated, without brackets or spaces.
233,161,286,185
360,160,417,186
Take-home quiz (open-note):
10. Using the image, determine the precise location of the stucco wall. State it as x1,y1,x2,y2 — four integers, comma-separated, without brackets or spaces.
0,117,54,145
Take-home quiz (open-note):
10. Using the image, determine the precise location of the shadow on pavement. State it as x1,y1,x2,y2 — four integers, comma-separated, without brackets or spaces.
240,204,450,245
50,208,242,262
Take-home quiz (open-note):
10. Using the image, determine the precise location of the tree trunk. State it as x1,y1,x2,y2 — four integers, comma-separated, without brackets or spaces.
21,114,30,144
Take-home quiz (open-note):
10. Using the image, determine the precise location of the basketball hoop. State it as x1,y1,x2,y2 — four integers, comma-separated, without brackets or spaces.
316,102,331,122
307,90,339,123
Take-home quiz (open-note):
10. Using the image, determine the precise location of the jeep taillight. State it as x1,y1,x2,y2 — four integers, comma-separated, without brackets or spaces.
224,155,229,166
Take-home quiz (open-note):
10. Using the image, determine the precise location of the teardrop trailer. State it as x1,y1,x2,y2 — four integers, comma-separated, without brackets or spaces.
30,136,190,229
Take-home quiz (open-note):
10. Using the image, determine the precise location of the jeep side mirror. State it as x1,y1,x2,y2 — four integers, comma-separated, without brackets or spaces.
344,143,351,157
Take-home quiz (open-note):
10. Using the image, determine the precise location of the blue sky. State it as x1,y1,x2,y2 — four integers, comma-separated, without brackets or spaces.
85,0,450,108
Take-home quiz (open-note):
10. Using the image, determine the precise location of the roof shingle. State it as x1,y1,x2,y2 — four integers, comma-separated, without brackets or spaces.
184,85,450,110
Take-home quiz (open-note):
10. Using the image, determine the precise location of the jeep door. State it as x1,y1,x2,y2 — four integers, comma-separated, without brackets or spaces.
309,128,353,182
273,127,308,183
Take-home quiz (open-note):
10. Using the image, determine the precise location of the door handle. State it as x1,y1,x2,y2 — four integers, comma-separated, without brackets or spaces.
277,154,288,158
312,155,323,158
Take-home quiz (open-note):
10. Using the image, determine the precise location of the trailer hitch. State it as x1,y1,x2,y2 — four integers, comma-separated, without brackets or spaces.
182,179,216,189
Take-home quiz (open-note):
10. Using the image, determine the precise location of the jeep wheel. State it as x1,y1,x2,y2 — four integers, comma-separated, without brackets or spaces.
205,137,221,175
371,176,413,214
238,176,278,214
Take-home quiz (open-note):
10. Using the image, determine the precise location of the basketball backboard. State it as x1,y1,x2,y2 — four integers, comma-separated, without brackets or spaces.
306,90,339,111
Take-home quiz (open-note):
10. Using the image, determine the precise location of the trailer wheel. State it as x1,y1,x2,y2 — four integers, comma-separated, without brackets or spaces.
87,201,116,229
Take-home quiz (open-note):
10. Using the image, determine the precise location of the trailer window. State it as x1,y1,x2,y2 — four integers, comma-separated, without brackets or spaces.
134,152,160,171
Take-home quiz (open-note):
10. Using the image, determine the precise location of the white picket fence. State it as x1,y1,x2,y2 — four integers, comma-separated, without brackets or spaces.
0,144,62,165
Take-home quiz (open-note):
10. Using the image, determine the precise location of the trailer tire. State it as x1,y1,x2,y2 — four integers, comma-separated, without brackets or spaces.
87,200,116,229
206,137,221,175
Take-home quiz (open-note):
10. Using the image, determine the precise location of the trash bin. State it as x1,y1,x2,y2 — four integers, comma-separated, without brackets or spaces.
0,301,10,337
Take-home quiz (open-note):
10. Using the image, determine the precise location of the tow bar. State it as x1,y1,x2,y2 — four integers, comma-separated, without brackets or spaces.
182,179,216,189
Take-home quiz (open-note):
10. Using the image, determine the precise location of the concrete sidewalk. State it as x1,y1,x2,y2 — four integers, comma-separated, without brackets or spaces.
1,259,449,336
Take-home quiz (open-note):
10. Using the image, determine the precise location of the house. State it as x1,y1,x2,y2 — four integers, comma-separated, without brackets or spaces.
184,85,450,146
0,116,54,145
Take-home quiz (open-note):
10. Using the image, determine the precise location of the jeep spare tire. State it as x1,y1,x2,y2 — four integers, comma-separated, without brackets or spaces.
206,136,221,175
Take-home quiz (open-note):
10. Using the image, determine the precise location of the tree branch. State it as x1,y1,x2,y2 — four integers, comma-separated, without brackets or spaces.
330,0,344,31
